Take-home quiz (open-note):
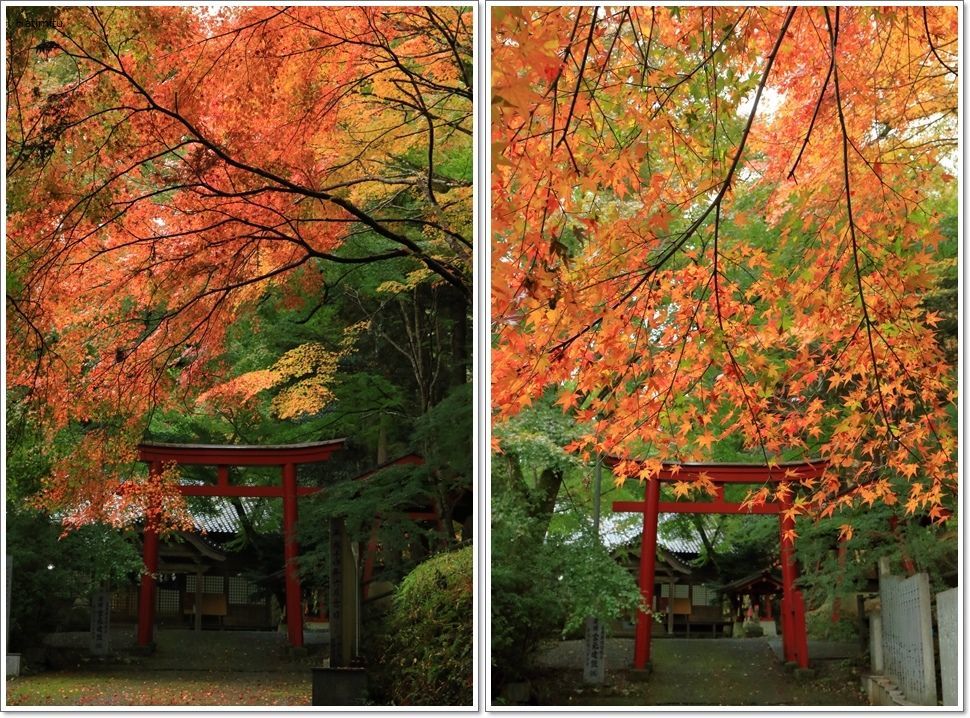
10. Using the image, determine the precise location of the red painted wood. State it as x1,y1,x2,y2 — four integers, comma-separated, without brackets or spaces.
137,439,346,466
779,502,797,664
178,485,285,497
634,479,660,670
658,500,781,514
137,462,162,647
138,462,162,646
609,461,820,671
792,590,809,668
611,501,645,512
282,463,302,648
133,447,425,650
137,527,159,646
603,458,827,483
781,595,793,662
612,500,782,515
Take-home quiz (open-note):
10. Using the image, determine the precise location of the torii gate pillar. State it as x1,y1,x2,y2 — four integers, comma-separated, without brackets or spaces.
282,462,303,648
136,461,161,647
779,501,809,668
634,478,661,670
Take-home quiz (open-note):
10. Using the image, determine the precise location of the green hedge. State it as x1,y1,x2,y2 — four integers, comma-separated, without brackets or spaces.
376,545,473,706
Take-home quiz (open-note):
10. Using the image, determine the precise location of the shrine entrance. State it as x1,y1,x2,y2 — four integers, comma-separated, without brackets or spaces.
135,440,351,651
610,460,827,671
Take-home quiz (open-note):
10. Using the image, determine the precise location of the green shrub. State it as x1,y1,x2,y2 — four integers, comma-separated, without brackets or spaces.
5,506,142,650
373,545,473,706
806,605,862,641
490,493,643,697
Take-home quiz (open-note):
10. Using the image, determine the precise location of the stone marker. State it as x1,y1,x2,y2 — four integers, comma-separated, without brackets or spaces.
90,589,111,655
583,459,606,684
5,557,10,636
935,587,957,706
6,556,20,677
329,518,344,666
583,616,606,683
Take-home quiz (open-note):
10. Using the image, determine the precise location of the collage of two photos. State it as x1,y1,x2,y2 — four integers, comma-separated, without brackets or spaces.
2,1,962,712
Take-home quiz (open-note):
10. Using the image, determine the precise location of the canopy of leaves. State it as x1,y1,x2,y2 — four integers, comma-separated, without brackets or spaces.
6,6,472,529
492,6,957,524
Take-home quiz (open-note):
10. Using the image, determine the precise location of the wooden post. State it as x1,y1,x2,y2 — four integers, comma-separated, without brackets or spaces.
584,457,606,684
779,505,796,663
282,462,303,648
137,462,161,647
792,590,809,668
832,540,847,622
634,478,660,670
137,529,159,645
779,505,809,668
328,518,342,665
329,518,358,666
667,577,675,635
342,529,358,664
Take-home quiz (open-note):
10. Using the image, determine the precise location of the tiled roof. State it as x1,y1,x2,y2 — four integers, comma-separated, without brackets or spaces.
188,497,269,535
599,513,717,556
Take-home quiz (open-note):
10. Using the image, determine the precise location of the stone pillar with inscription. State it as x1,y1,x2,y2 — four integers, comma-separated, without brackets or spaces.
6,556,20,677
89,587,111,655
328,518,361,667
329,518,344,666
583,617,606,683
583,458,605,683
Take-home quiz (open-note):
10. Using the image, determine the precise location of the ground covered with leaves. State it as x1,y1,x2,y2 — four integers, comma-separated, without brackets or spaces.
509,637,867,707
4,629,322,707
5,670,311,707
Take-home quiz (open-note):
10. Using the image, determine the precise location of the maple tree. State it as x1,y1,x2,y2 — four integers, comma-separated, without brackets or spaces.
6,5,472,529
491,6,958,525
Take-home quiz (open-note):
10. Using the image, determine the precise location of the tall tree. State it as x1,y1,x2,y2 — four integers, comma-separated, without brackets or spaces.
492,6,957,524
6,6,472,528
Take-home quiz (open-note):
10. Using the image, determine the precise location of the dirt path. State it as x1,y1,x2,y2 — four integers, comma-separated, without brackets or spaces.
528,637,867,706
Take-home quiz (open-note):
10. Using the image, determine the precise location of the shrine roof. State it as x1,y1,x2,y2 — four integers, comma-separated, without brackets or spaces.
719,568,783,593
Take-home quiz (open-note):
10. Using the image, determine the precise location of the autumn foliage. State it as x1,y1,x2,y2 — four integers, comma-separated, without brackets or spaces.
491,7,957,522
6,6,472,528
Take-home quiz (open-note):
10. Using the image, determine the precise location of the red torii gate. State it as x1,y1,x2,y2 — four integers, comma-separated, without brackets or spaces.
135,442,429,650
610,460,827,671
136,440,346,648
